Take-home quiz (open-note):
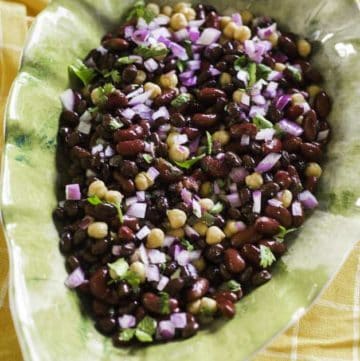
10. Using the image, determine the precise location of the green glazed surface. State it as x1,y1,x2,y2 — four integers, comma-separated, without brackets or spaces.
1,0,360,360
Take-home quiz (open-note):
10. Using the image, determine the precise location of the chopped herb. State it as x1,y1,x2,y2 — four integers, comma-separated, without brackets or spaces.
125,0,156,23
174,154,205,169
170,268,181,279
88,106,98,114
220,280,242,292
91,83,116,106
276,225,297,241
69,59,97,86
259,245,276,268
87,195,102,206
108,258,129,280
183,40,193,57
104,69,121,83
137,316,157,337
109,118,123,130
252,114,274,129
217,179,225,188
234,55,248,71
134,44,169,59
135,329,153,342
119,329,135,342
274,123,286,137
181,238,194,251
117,56,138,65
143,154,153,164
210,202,223,215
123,270,141,289
257,63,272,80
247,62,257,87
206,131,212,155
176,60,187,72
159,292,171,314
286,65,302,82
171,93,192,107
202,212,216,226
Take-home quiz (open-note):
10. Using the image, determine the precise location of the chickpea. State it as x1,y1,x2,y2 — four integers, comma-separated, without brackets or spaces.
233,25,251,42
167,228,185,238
90,87,103,105
166,132,180,147
174,2,191,13
224,220,240,237
135,172,153,191
199,198,214,211
183,7,196,21
88,180,107,199
233,89,245,104
129,261,146,283
292,93,305,105
170,13,188,31
105,190,123,205
169,144,190,162
206,226,226,245
88,222,108,239
134,70,147,85
307,85,322,98
220,72,232,86
161,5,173,17
212,130,230,145
297,39,312,58
274,62,286,72
220,16,232,29
279,189,293,208
245,172,264,190
187,299,201,315
200,297,217,314
160,71,178,88
193,222,208,236
200,182,212,197
268,32,279,47
146,228,165,248
193,257,206,272
305,162,322,178
240,9,253,25
167,209,187,229
144,82,162,99
146,3,160,16
223,22,238,39
153,43,168,61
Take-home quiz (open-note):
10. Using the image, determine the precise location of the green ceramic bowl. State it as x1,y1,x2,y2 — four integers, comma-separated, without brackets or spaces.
1,0,360,360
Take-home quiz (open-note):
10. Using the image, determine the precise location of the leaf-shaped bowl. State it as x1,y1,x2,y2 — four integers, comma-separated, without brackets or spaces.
1,0,360,360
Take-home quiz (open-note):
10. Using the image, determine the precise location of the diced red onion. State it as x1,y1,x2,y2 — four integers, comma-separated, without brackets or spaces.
119,314,136,329
79,110,91,123
252,190,262,213
126,87,144,99
188,19,205,27
147,167,160,182
139,243,149,265
241,93,250,107
182,76,197,87
146,264,160,282
91,144,103,155
126,203,147,218
234,221,246,232
237,69,249,84
60,89,75,111
209,66,221,76
265,82,278,98
276,94,292,110
164,236,176,248
157,35,172,46
184,225,199,239
129,90,152,106
153,14,170,26
213,181,220,194
189,136,200,154
124,26,134,39
179,70,194,81
251,79,267,96
192,199,202,218
144,58,159,72
132,29,150,45
258,23,277,39
144,141,155,155
256,128,275,141
300,102,310,114
268,70,283,81
230,167,248,183
249,105,267,118
112,245,122,256
229,183,238,193
180,86,188,93
174,28,189,41
226,193,242,207
137,17,147,29
317,129,329,141
104,146,115,157
78,120,91,135
136,191,145,202
157,321,175,340
298,190,318,209
244,40,270,63
136,225,151,240
278,119,304,136
157,275,169,291
125,196,138,206
176,250,191,266
189,27,200,42
197,28,221,45
187,60,201,71
255,152,282,173
65,267,86,289
121,108,135,120
170,42,188,60
170,313,187,328
78,215,94,230
65,183,81,200
148,249,166,264
292,201,303,216
181,188,193,205
241,134,250,146
232,12,242,25
152,106,169,121
131,104,153,120
151,26,171,40
268,198,283,207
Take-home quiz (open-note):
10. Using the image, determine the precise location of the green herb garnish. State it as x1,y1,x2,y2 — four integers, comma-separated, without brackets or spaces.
234,55,248,71
69,59,97,86
286,65,302,82
159,292,171,315
143,154,153,164
183,40,193,57
247,62,257,87
252,114,274,129
171,93,192,108
87,195,103,206
104,69,121,83
119,329,136,342
117,56,138,65
137,316,157,338
257,63,272,80
202,212,216,226
276,226,297,241
174,154,205,169
206,131,212,155
176,60,187,72
114,202,124,224
134,44,169,59
108,258,129,280
209,202,223,215
220,280,242,292
109,118,123,130
259,245,276,268
125,0,156,23
181,238,194,251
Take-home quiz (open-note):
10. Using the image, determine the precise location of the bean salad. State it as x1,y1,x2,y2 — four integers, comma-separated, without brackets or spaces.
55,1,331,346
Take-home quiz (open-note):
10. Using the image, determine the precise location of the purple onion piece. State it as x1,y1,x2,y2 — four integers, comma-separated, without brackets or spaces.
170,313,187,328
298,190,318,209
65,184,81,200
119,314,136,329
157,321,175,340
60,89,75,111
255,153,282,173
278,119,304,136
65,267,86,289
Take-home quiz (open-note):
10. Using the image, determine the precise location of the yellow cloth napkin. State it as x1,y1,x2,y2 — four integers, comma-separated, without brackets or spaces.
0,1,359,360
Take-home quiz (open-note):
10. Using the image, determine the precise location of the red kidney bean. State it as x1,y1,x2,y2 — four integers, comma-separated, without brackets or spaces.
61,110,79,127
198,87,227,102
89,267,110,301
314,91,331,118
95,316,117,335
154,158,183,183
287,165,301,183
117,282,131,299
251,270,272,286
216,291,238,303
260,182,280,199
142,292,169,314
285,105,303,120
224,248,246,273
265,205,292,228
116,139,145,156
114,125,144,142
292,209,305,227
205,11,220,29
122,218,139,232
262,138,283,154
91,239,109,255
192,113,218,128
300,142,322,161
102,37,129,51
255,217,281,236
153,89,177,106
183,127,201,140
283,135,302,152
118,226,135,242
113,172,135,195
240,244,261,266
231,225,260,247
181,319,199,338
274,170,292,189
305,175,318,193
278,35,298,58
205,244,224,263
201,156,231,178
303,110,318,141
164,278,185,296
258,239,287,255
104,90,128,110
230,123,257,139
92,299,110,317
71,146,91,159
186,278,209,301
216,296,236,318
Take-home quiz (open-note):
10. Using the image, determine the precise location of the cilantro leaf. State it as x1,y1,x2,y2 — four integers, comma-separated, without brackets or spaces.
202,212,216,226
109,118,123,130
69,59,97,86
125,0,156,23
108,258,129,280
247,62,257,87
87,195,103,206
119,329,135,342
276,225,297,241
134,44,169,59
286,65,302,82
180,238,194,251
174,154,205,169
176,60,187,72
135,329,153,342
259,245,276,268
257,63,272,80
171,93,192,108
206,131,212,155
234,55,248,71
117,56,138,65
137,316,157,336
252,114,273,129
104,70,121,83
209,202,223,215
113,202,124,224
221,280,242,292
183,40,193,57
123,270,141,289
143,154,153,164
159,292,171,314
